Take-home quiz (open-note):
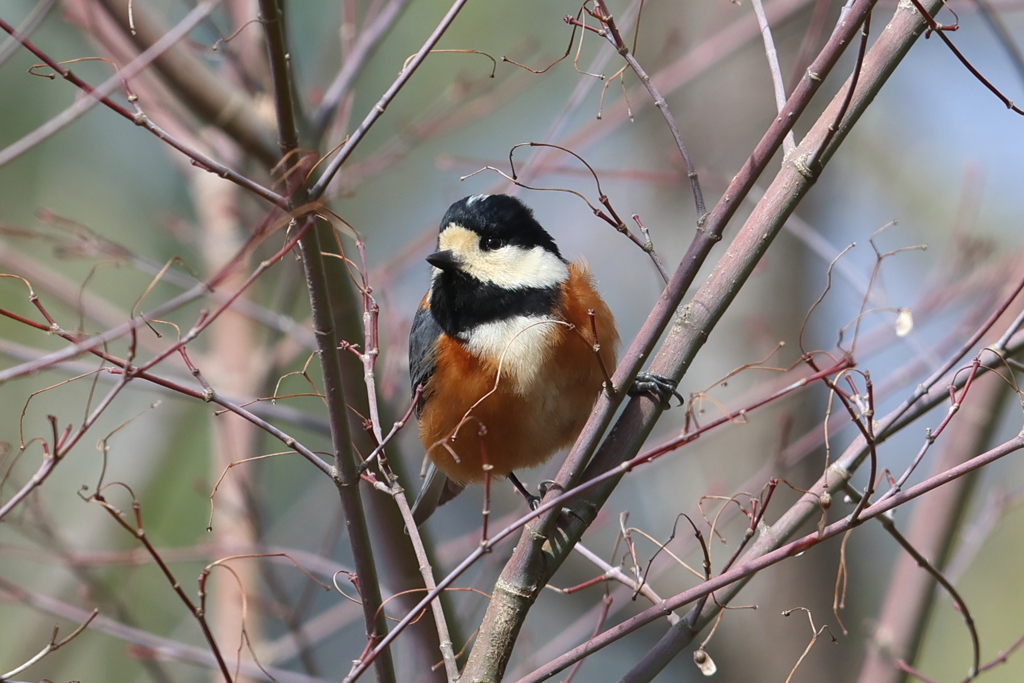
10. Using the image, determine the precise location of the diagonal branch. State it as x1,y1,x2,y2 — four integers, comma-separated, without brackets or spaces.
587,0,706,219
312,0,415,137
458,0,881,678
856,372,1011,683
308,0,471,199
94,0,280,166
0,6,283,204
519,431,1024,682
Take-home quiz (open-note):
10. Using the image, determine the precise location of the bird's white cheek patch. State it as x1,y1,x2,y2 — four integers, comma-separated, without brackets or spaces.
437,225,568,289
472,247,567,289
464,316,561,394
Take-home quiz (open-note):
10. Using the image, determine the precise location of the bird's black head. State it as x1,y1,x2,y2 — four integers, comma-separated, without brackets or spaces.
426,195,568,339
437,194,564,260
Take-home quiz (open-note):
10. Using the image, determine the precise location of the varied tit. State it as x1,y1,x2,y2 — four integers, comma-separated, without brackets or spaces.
408,194,619,525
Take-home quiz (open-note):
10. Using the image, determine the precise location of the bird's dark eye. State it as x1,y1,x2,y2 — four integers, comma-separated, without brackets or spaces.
481,236,504,251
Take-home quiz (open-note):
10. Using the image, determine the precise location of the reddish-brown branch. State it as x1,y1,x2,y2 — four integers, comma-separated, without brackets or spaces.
0,218,337,481
519,434,1024,682
907,0,1024,115
587,0,706,219
340,350,852,681
0,9,283,204
91,489,235,683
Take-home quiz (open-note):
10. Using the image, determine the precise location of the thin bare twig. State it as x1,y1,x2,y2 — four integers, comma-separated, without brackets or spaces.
584,1,707,220
518,434,1024,682
91,485,236,683
309,0,472,199
343,236,458,680
0,5,284,205
313,0,414,136
906,0,1024,115
0,575,328,683
0,608,98,679
751,0,797,155
845,485,981,677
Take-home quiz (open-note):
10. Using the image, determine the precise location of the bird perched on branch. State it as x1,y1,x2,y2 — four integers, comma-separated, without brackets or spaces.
408,194,673,525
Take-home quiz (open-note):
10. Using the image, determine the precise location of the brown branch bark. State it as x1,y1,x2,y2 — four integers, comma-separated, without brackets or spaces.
457,0,959,679
856,368,1010,681
94,0,280,167
256,1,395,680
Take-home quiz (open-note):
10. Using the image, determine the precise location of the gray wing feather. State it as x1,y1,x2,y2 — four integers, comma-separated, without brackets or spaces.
408,306,466,524
409,306,442,410
411,462,466,526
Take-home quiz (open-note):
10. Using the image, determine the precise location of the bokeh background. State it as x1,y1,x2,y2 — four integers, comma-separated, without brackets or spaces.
2,0,1024,681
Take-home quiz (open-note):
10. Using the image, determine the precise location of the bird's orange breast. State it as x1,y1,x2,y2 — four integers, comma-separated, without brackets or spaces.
417,261,618,484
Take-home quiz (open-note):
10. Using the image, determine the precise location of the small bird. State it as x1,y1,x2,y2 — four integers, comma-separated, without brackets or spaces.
408,194,620,525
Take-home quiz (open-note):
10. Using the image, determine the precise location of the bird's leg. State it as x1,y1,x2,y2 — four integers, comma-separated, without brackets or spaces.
508,472,541,510
515,478,586,526
630,373,684,408
582,309,616,398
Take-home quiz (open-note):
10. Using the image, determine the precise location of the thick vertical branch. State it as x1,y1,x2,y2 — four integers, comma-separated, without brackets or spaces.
257,1,395,681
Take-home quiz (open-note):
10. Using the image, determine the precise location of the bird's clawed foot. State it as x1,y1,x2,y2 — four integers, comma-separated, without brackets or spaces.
630,372,684,408
509,472,541,510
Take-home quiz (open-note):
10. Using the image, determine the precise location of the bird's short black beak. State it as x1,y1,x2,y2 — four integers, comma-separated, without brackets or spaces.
426,249,461,271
